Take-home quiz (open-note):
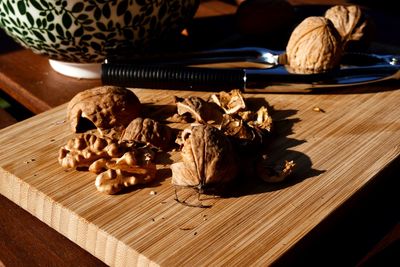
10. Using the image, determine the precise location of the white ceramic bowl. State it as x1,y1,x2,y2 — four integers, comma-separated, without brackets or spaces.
0,0,199,78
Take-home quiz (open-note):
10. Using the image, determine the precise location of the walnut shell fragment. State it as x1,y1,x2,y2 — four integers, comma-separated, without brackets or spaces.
220,106,272,148
286,16,343,74
67,86,141,134
221,114,256,141
210,89,246,115
256,157,296,183
250,106,273,132
175,96,224,124
171,125,238,191
325,5,371,45
121,117,174,151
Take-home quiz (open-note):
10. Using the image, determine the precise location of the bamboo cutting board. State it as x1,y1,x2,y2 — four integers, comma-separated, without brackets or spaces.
1,87,400,266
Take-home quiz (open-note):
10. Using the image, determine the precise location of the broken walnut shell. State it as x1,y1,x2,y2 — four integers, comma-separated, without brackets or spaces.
221,114,252,139
249,106,273,132
210,89,246,115
120,117,175,151
67,86,141,133
256,156,296,183
286,16,343,74
175,96,224,124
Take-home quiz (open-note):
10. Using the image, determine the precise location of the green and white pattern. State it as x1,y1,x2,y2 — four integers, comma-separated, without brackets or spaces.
0,0,198,63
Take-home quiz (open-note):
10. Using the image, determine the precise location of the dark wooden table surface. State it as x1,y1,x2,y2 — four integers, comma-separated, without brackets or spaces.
1,0,399,266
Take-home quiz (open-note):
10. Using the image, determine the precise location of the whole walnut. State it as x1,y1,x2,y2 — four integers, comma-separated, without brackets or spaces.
171,125,238,192
67,86,141,134
286,16,343,74
325,5,373,48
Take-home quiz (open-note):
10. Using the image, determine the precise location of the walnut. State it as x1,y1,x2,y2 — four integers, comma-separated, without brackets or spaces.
67,86,141,134
120,117,175,151
325,5,371,46
286,16,343,74
58,133,122,169
93,151,157,194
210,89,246,115
174,96,224,124
171,125,238,192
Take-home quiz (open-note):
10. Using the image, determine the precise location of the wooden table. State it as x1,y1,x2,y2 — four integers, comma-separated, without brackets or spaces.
1,0,400,114
1,1,399,266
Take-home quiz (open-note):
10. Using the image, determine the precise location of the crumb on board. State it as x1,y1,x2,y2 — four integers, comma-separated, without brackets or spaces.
54,120,66,125
179,226,195,231
312,106,325,113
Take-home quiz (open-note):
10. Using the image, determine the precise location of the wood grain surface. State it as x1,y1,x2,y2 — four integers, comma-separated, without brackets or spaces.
0,86,399,266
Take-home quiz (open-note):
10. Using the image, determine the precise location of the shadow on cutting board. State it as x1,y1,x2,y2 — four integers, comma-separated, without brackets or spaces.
223,101,325,198
139,97,325,200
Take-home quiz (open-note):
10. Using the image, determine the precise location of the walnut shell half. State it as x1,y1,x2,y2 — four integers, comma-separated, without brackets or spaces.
210,89,246,115
67,86,141,133
175,96,224,124
121,117,175,151
286,16,343,74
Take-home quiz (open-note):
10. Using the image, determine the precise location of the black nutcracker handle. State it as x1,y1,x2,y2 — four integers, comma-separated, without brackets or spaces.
101,63,246,91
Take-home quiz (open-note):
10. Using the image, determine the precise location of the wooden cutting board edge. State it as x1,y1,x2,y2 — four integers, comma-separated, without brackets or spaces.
1,88,400,266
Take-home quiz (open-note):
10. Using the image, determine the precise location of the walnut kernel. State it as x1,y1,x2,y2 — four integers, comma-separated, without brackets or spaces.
58,133,122,169
94,151,157,194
